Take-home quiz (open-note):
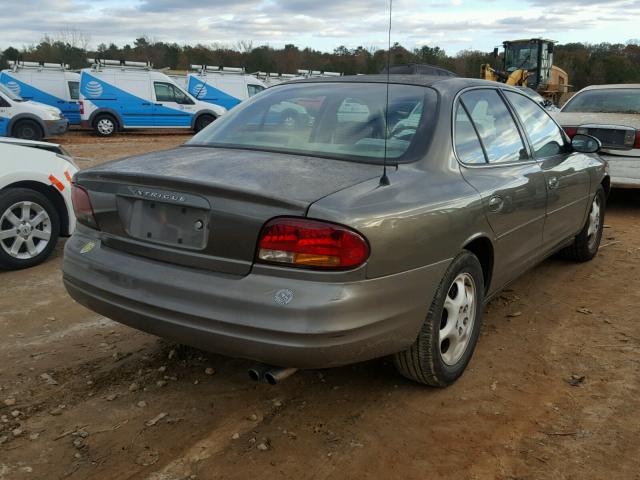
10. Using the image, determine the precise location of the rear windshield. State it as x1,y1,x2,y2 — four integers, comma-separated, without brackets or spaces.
563,88,640,114
188,82,436,164
68,81,80,100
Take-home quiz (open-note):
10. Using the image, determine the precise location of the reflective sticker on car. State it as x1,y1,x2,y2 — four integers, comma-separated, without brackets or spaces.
49,174,65,191
80,241,96,254
64,170,73,183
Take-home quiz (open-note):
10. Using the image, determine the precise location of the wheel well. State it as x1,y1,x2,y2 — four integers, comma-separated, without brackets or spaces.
12,118,43,137
94,112,119,127
3,181,70,236
601,176,611,198
464,237,494,293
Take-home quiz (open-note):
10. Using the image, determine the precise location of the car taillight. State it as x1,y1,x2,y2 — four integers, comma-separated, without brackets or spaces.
563,126,577,138
257,218,369,269
635,130,640,149
79,100,84,115
71,184,99,229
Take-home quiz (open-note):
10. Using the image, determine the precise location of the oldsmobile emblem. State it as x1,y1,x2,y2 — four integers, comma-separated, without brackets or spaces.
274,289,294,305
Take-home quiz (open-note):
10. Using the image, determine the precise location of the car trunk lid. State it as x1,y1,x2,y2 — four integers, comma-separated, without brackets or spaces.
75,146,382,276
556,112,640,154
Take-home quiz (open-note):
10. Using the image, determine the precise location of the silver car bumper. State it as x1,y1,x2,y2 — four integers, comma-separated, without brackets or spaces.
601,154,640,188
63,230,449,369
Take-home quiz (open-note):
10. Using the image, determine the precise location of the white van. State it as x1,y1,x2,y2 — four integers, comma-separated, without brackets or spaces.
0,83,68,140
80,59,226,136
0,62,81,125
185,66,266,110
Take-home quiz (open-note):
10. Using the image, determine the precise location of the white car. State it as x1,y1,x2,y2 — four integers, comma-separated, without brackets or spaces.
0,138,77,269
554,84,640,188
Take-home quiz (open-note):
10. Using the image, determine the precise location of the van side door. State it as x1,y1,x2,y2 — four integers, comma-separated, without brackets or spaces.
503,91,590,248
152,82,194,127
455,88,548,290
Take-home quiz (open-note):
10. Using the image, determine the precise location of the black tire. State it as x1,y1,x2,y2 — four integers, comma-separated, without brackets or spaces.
394,251,485,387
194,114,216,132
12,120,43,141
93,114,118,137
560,186,606,262
0,188,60,270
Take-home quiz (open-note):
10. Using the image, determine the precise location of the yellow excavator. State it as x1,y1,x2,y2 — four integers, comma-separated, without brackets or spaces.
481,38,570,104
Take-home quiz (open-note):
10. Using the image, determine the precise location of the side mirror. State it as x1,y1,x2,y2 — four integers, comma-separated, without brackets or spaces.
571,134,601,154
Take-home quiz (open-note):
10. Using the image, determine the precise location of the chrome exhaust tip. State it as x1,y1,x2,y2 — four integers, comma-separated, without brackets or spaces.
264,367,298,385
248,364,270,382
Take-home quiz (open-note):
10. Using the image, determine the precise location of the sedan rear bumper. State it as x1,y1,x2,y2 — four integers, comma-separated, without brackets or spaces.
601,154,640,188
63,230,449,369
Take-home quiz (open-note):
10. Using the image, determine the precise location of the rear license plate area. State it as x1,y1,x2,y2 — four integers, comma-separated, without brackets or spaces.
120,198,209,249
587,128,628,148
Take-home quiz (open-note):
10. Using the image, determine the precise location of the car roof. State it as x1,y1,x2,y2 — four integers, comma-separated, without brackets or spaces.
287,74,511,92
578,84,640,91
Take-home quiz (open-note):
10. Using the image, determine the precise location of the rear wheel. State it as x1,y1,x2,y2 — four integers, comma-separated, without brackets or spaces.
195,114,215,132
13,120,43,141
394,251,484,386
560,186,605,262
0,188,60,270
93,114,117,137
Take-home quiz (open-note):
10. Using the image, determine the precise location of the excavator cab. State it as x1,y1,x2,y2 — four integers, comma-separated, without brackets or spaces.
482,38,570,104
502,39,554,90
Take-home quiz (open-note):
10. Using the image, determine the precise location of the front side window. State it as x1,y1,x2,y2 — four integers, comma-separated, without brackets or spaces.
562,88,640,114
247,84,265,97
154,82,194,105
460,89,528,164
68,81,80,100
188,83,436,164
504,91,566,158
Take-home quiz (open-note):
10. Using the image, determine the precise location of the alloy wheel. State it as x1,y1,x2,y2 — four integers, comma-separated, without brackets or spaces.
0,201,52,260
439,272,476,366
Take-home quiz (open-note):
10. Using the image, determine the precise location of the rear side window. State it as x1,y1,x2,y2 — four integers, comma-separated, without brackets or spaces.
247,84,265,97
562,88,640,114
454,104,486,164
460,89,528,164
68,81,80,100
504,91,566,158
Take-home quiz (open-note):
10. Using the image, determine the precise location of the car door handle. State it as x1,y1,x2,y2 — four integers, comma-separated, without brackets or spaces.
142,102,151,106
154,103,163,106
548,177,559,189
488,195,504,212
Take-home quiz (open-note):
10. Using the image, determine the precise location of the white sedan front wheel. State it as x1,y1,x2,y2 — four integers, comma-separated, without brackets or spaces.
0,188,60,270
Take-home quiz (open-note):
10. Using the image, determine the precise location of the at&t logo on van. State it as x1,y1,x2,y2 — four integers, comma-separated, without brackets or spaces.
6,81,21,96
85,80,104,98
192,83,208,98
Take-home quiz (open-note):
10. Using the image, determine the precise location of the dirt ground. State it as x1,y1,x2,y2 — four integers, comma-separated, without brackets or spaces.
1,130,640,480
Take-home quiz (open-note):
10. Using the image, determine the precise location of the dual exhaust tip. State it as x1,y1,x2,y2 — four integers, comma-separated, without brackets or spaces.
248,365,298,385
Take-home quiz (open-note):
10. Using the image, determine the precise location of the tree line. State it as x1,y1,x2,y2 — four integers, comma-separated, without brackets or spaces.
1,35,640,91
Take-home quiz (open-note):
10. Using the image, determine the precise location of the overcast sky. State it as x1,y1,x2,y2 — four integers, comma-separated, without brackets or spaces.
0,0,638,54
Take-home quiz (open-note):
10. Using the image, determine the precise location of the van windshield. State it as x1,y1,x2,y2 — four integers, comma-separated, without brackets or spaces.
0,83,24,102
187,82,436,164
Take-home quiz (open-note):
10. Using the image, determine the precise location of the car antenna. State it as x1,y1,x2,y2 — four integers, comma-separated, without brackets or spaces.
379,0,393,187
